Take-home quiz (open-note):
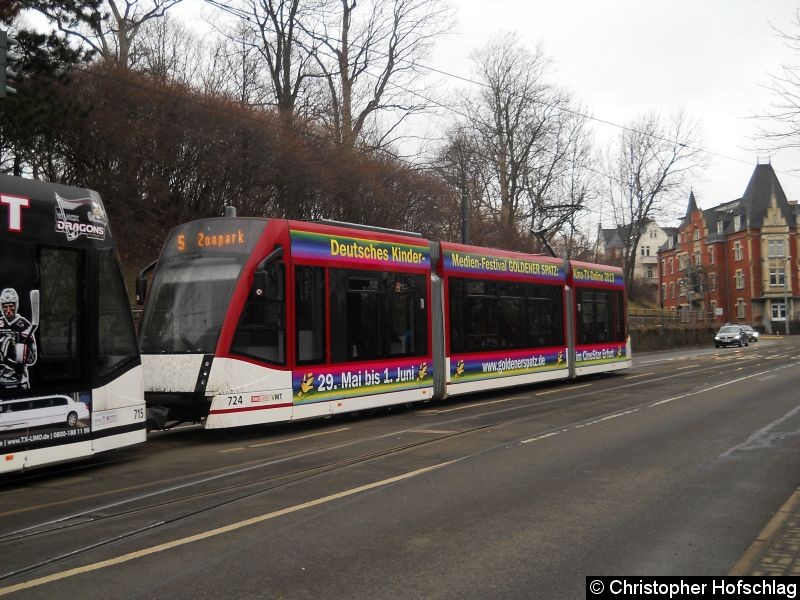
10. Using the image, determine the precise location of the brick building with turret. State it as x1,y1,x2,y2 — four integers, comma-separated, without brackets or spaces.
658,162,799,332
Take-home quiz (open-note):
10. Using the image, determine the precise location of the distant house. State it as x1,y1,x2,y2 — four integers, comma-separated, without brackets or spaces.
658,162,798,331
597,220,671,285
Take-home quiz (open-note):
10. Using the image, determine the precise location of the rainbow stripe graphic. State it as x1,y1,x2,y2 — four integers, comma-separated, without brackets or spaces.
444,250,565,281
571,266,624,287
293,359,433,404
450,348,567,383
575,343,627,366
291,230,430,269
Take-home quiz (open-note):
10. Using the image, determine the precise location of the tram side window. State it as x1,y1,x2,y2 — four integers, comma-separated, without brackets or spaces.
1,241,39,396
296,266,325,364
578,290,615,344
329,268,428,363
449,277,564,353
97,249,139,379
232,263,286,365
37,247,85,386
527,285,564,347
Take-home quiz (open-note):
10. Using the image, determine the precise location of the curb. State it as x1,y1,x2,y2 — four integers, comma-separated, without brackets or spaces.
729,487,800,575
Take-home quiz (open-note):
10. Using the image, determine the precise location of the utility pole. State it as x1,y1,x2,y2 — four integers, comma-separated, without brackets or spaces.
785,255,791,335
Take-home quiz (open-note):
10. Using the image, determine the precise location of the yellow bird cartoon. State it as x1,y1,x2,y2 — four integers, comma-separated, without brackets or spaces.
454,360,465,378
617,346,623,358
417,362,428,382
557,351,564,367
298,372,315,399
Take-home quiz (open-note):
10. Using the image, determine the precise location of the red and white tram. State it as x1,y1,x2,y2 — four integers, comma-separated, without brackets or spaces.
137,216,631,429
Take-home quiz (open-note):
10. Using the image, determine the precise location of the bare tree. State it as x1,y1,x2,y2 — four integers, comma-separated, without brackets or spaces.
29,0,185,67
204,0,323,119
755,9,800,151
433,124,487,244
200,22,272,106
133,13,204,84
463,32,592,250
307,0,453,150
605,111,705,295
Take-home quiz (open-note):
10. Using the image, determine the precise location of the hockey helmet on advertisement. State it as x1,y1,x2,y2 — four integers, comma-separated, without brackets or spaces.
1,288,19,315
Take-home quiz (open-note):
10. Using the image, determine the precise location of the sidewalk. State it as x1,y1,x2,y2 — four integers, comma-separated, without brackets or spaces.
729,487,800,576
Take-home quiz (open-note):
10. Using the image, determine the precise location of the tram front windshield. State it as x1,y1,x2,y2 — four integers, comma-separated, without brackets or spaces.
139,219,262,354
139,258,245,354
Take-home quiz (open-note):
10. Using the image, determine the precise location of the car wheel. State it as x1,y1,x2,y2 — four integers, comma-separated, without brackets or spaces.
738,339,743,347
715,344,721,348
66,411,78,427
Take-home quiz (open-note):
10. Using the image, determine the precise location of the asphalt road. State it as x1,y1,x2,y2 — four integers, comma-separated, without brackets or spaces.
2,337,800,599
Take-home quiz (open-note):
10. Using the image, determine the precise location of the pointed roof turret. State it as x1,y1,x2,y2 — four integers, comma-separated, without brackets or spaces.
685,190,698,218
740,163,795,227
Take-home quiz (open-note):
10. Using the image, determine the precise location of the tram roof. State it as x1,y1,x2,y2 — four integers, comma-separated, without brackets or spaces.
1,174,115,249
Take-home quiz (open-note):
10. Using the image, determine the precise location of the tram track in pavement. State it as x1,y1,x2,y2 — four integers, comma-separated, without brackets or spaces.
2,343,797,586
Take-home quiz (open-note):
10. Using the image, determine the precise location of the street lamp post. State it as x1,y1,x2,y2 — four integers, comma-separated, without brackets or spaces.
785,255,791,335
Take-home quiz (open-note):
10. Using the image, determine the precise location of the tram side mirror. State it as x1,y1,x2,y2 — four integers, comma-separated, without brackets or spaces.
135,260,157,306
135,276,148,306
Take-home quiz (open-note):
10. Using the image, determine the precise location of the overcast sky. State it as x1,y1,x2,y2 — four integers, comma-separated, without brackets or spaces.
423,0,800,222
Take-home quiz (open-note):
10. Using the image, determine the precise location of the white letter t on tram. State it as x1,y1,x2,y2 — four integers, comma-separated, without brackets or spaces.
1,194,30,232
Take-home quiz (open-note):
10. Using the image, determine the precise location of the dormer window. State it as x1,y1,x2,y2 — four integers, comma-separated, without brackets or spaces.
734,214,742,230
717,221,723,235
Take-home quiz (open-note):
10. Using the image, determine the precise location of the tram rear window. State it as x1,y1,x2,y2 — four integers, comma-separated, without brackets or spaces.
577,289,626,344
449,277,564,353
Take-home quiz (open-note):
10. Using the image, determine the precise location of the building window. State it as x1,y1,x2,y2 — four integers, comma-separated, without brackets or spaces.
737,299,746,319
693,228,699,241
735,270,744,290
733,242,742,261
734,214,742,230
646,266,654,279
709,273,716,291
768,239,785,258
661,284,667,302
694,251,701,266
710,300,717,316
661,259,666,275
709,247,714,265
717,221,724,235
772,302,786,320
770,267,786,287
669,259,674,274
670,282,675,298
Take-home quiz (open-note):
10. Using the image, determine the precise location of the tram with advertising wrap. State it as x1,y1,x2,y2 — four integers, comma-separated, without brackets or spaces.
0,175,146,473
136,216,630,430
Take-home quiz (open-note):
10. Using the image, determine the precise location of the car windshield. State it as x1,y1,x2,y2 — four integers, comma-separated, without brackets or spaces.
742,326,753,331
719,326,740,334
